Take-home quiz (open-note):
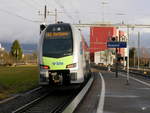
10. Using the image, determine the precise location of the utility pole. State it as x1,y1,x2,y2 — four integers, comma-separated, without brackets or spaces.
38,6,60,23
134,48,136,67
126,25,130,85
138,32,140,70
115,32,120,78
55,8,58,23
131,27,135,67
44,5,47,22
116,48,118,78
38,5,49,23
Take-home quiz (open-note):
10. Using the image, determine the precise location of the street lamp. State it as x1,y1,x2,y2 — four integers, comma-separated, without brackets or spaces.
138,31,140,69
126,25,130,85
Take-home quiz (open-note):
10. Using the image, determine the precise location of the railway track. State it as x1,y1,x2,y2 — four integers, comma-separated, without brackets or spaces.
12,93,49,113
119,68,150,78
92,65,150,77
12,89,76,113
10,76,94,113
91,65,150,84
0,86,50,113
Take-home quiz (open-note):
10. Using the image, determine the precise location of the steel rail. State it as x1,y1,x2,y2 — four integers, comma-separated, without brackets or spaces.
50,97,72,113
12,76,93,113
0,87,42,104
12,93,49,113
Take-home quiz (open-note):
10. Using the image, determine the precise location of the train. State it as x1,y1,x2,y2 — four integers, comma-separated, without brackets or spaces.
38,22,91,86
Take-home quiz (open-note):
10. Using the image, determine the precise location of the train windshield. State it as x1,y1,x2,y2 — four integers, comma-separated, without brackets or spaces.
43,24,73,58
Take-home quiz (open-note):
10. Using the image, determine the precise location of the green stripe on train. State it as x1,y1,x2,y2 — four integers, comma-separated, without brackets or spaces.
42,56,73,70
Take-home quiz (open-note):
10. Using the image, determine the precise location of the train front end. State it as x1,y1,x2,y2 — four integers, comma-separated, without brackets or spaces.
39,23,81,86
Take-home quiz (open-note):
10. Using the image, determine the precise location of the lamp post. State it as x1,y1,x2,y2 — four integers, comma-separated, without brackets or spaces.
130,41,135,67
138,32,140,69
134,46,136,67
126,25,130,85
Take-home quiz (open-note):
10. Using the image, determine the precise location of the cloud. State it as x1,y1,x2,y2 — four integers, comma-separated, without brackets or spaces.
0,0,150,44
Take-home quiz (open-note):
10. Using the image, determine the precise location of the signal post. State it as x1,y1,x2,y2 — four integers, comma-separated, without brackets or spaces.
107,38,127,78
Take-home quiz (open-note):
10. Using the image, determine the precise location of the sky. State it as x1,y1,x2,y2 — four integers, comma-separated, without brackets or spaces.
0,0,150,48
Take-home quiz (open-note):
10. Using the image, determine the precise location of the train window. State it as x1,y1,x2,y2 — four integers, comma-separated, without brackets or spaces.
42,24,73,58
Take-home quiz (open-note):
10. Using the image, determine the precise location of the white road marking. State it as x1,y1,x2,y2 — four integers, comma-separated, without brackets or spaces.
138,88,150,90
120,73,150,87
105,95,139,98
96,72,105,113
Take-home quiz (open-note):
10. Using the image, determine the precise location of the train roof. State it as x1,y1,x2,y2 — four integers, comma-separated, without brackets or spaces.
47,22,71,27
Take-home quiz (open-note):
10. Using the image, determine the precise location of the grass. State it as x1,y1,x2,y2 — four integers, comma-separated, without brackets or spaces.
0,65,39,100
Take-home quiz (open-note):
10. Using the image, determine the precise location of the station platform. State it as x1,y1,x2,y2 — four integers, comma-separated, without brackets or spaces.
102,70,150,113
74,68,150,113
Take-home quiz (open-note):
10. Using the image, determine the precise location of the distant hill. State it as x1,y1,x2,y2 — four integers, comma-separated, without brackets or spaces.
1,42,37,54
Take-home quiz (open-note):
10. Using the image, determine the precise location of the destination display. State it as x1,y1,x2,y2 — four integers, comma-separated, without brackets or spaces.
46,32,69,37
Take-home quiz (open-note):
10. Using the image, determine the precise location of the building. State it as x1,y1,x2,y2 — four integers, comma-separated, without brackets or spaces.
90,27,117,53
90,26,127,66
94,50,115,66
90,27,117,63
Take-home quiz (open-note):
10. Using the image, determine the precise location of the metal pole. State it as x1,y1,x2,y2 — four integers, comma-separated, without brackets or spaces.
134,49,135,67
123,49,126,70
44,5,47,23
116,48,118,78
131,28,135,67
126,25,130,85
138,32,140,69
108,50,111,71
55,8,57,23
149,59,150,68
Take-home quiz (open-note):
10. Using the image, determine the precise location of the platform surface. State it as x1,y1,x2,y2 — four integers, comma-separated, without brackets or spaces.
74,69,150,113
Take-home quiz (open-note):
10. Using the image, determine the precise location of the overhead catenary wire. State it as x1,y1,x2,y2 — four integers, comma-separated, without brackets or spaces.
29,0,43,8
0,0,42,23
54,0,75,23
17,0,39,11
61,0,81,23
0,8,41,23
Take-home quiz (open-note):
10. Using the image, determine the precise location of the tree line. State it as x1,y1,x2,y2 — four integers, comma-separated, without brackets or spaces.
0,40,37,66
129,47,150,68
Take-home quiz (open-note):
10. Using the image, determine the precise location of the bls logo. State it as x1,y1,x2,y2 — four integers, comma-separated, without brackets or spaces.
52,62,64,65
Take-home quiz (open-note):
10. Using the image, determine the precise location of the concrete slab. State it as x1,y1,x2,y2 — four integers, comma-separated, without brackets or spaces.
73,72,102,113
102,71,150,113
74,69,150,113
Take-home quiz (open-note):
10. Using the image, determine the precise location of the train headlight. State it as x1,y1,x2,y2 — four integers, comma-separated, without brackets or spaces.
66,63,76,68
40,65,50,69
40,69,49,79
